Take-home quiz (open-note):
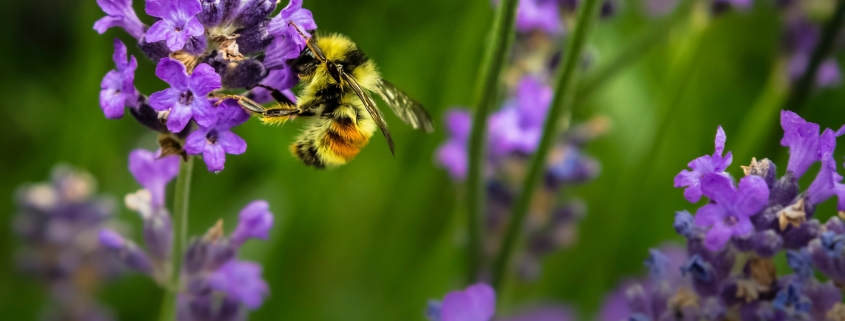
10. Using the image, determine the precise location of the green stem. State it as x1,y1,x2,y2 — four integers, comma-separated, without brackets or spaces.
783,0,845,111
490,0,603,291
465,0,520,282
158,156,194,321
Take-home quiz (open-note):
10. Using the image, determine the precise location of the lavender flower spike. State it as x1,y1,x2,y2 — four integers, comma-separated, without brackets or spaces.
145,0,205,51
149,58,221,132
806,128,845,207
231,200,274,246
268,0,317,52
184,99,249,172
438,283,496,321
435,109,472,180
206,260,270,309
94,0,146,39
100,39,139,119
674,126,733,203
695,173,769,251
780,110,825,179
128,149,180,208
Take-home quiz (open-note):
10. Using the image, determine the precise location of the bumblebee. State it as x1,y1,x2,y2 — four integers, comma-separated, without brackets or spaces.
221,22,433,168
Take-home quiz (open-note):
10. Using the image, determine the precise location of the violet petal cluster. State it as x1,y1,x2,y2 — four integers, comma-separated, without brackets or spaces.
94,0,318,172
426,283,496,321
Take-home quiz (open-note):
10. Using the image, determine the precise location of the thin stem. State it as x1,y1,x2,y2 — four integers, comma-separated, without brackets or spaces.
783,0,845,111
465,0,520,282
491,0,603,291
158,156,194,321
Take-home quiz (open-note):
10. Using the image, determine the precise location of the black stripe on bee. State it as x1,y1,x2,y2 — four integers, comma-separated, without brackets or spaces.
340,49,368,74
293,143,325,169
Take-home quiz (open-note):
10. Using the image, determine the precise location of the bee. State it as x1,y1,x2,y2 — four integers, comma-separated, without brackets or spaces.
220,22,434,168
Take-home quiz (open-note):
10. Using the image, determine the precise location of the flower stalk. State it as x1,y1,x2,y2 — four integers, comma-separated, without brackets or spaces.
491,0,603,291
465,0,520,282
158,156,194,321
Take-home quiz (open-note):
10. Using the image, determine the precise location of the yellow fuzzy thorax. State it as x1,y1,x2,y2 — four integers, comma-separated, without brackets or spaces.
305,33,381,92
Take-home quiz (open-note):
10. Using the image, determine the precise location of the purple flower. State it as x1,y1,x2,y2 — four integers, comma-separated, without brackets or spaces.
250,67,299,103
780,110,825,178
435,110,472,180
437,283,496,321
816,59,841,87
488,77,552,156
149,58,221,132
145,0,205,51
694,174,769,251
184,99,249,172
231,200,274,246
128,149,180,208
806,128,845,208
100,39,139,119
94,0,146,39
207,260,269,309
516,0,562,34
98,228,154,274
674,126,733,203
267,0,317,54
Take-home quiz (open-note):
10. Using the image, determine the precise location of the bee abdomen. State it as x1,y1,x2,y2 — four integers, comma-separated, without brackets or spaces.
290,142,325,169
321,117,370,162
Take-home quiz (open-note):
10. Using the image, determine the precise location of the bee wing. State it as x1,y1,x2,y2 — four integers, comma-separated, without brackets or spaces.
376,80,434,133
341,72,396,156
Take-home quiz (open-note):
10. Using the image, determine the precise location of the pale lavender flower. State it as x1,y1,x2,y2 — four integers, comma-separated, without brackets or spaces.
184,99,249,172
488,77,552,156
674,126,733,203
435,109,472,180
231,200,273,246
694,174,769,251
516,0,563,34
145,0,205,51
128,149,180,208
98,229,154,274
100,39,139,119
149,58,221,132
428,283,496,321
94,0,146,39
207,260,269,309
805,128,845,208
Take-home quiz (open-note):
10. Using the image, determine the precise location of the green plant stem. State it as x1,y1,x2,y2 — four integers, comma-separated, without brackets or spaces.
158,156,194,321
490,0,603,291
783,0,845,111
465,0,520,282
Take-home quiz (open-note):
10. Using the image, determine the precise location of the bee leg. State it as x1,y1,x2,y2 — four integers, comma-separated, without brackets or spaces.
250,84,296,106
215,95,268,115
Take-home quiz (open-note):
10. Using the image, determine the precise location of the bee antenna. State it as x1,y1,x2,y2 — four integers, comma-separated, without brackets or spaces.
289,21,326,63
288,21,310,41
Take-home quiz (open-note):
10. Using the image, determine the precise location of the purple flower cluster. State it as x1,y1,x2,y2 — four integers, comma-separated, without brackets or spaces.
99,149,274,320
13,166,120,321
783,16,842,89
94,0,317,172
599,111,845,320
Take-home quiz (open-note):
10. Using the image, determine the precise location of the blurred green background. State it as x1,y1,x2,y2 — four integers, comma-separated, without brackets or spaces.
2,0,844,320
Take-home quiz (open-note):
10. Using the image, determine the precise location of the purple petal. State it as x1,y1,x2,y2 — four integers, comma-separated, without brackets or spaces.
174,0,202,17
94,0,146,38
99,87,126,119
436,140,468,180
99,228,125,249
674,169,702,203
121,56,139,107
700,173,736,204
218,131,246,155
516,76,552,128
165,30,190,52
145,20,175,44
280,0,303,18
733,216,754,238
263,36,303,69
188,63,222,96
704,223,733,251
145,0,171,18
286,7,316,30
445,109,472,141
781,110,821,178
734,176,769,217
167,102,194,132
817,59,841,88
202,143,226,172
149,88,181,111
440,283,496,321
190,97,217,128
714,125,726,156
216,99,251,129
231,200,274,245
207,260,269,309
129,149,180,207
112,38,129,68
695,203,723,228
515,0,562,34
183,16,205,37
155,58,189,90
184,128,209,155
